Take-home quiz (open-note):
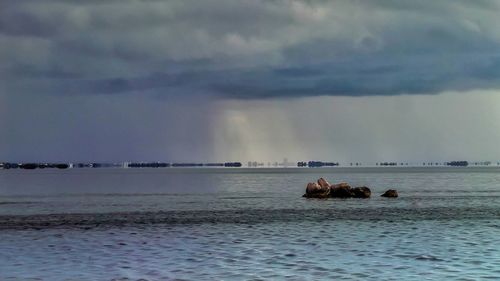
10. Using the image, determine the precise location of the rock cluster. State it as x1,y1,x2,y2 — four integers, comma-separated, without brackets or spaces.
303,178,371,198
303,178,397,199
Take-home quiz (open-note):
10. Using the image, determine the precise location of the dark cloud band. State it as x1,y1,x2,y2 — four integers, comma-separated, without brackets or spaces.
1,0,500,98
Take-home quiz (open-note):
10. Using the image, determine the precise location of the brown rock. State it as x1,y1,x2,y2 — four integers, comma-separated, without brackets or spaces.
330,182,353,198
352,186,371,198
317,178,331,189
330,182,351,189
306,182,321,194
304,182,330,198
381,189,398,198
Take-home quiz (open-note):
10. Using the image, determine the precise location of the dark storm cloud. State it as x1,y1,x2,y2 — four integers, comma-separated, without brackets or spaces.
2,0,500,98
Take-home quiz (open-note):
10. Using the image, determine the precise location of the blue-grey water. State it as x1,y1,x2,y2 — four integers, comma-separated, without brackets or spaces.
1,167,500,280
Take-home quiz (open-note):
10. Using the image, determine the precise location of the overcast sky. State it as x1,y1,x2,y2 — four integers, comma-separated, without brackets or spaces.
1,0,500,163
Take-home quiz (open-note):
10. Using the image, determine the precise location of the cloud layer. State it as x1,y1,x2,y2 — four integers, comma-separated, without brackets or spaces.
3,0,500,98
2,1,500,163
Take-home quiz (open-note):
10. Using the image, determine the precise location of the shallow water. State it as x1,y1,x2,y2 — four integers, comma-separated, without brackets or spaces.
1,168,500,280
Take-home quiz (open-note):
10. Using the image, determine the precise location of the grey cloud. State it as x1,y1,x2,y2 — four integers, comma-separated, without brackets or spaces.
4,0,500,163
20,54,500,99
2,0,500,98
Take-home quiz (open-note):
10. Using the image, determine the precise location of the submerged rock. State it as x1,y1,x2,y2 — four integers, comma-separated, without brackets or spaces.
381,189,398,198
352,186,371,198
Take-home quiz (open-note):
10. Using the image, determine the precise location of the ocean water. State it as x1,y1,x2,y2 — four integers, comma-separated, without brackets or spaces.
1,167,500,280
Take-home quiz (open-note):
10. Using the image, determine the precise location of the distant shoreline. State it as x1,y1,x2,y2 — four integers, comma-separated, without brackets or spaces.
1,166,500,174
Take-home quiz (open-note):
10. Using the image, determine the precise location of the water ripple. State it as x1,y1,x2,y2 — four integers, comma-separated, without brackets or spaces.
1,206,499,230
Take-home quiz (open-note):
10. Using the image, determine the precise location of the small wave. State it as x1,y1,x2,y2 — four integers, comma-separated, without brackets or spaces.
0,201,37,205
414,254,445,261
1,206,500,230
219,196,271,199
395,253,445,262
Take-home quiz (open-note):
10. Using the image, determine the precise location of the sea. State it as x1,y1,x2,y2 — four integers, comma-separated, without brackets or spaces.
1,167,500,280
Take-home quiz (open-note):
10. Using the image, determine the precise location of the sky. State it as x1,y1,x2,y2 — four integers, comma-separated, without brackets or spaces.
1,0,500,163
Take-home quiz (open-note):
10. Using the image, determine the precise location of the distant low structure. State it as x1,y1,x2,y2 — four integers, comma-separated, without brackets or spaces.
2,159,498,170
1,162,69,170
305,161,339,168
247,161,265,167
445,161,468,167
172,163,203,167
19,163,38,170
204,163,224,167
2,163,19,169
129,162,170,168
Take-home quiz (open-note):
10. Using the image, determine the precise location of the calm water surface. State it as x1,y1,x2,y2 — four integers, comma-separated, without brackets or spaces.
1,168,500,280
